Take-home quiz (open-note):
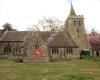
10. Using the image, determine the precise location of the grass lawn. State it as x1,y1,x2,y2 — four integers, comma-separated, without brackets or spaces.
0,57,100,80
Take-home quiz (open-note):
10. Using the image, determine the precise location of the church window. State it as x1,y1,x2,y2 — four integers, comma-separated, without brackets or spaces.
19,47,21,53
67,48,69,53
34,40,40,49
68,48,70,53
64,48,73,54
14,43,22,55
16,43,19,52
70,48,73,53
4,45,7,53
4,43,11,54
77,28,79,32
79,21,81,26
35,44,39,49
74,20,76,26
64,48,68,53
51,48,59,54
7,43,11,53
77,28,79,38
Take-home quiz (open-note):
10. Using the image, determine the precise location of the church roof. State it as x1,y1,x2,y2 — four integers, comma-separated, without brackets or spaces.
38,31,53,41
0,31,33,42
0,31,78,48
69,4,76,16
47,32,78,48
0,31,53,42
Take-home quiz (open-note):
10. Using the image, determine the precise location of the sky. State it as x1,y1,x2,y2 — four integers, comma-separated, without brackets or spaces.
0,0,100,32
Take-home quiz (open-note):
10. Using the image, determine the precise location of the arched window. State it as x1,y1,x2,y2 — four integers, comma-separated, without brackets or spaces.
67,48,73,54
34,40,40,49
35,44,39,49
77,28,79,38
4,43,11,54
68,48,70,53
7,43,11,53
67,48,69,53
77,28,79,33
74,20,76,26
79,21,81,26
51,48,59,54
70,49,73,53
4,45,7,53
64,48,69,53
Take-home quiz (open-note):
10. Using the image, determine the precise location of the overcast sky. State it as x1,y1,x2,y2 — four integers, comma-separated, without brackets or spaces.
0,0,100,32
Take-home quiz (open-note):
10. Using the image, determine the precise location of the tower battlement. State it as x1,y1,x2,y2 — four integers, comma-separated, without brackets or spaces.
68,15,84,19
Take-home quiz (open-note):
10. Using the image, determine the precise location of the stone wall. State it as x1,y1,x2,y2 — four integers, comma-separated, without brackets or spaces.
23,32,49,62
0,41,23,59
48,48,80,60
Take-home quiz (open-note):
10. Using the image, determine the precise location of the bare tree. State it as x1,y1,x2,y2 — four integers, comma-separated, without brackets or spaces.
27,16,64,31
26,25,40,31
38,16,64,31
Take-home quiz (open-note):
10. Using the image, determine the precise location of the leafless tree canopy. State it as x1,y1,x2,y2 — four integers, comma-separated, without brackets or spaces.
26,16,64,32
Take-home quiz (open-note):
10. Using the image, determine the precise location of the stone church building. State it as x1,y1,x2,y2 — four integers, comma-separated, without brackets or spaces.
0,5,88,62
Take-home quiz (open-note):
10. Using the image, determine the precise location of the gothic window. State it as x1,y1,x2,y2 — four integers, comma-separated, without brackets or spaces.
64,48,73,54
4,43,11,54
16,44,19,52
34,40,40,49
74,20,76,26
4,45,7,53
68,48,70,53
64,48,68,53
69,48,73,53
19,47,21,53
66,48,68,53
14,43,21,55
9,44,11,53
35,44,39,49
79,21,81,26
77,28,79,38
7,43,11,53
51,48,59,54
24,47,27,56
52,48,54,54
77,28,79,32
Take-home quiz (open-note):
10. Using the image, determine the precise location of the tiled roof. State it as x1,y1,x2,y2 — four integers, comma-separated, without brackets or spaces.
0,31,78,48
39,31,53,41
0,31,33,41
0,31,53,42
47,32,78,48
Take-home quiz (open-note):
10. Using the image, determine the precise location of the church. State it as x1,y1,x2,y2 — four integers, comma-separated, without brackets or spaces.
0,4,88,62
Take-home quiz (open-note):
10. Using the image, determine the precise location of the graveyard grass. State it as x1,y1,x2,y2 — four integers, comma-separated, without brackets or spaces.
0,57,100,80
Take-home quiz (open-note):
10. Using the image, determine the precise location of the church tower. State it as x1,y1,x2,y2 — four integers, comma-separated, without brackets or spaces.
65,4,87,51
